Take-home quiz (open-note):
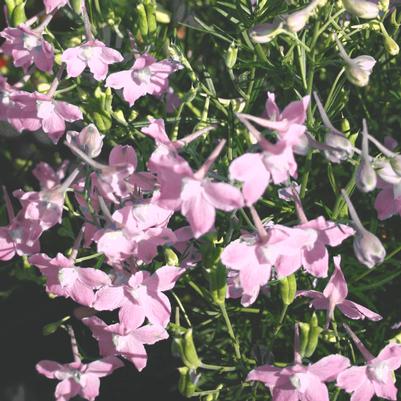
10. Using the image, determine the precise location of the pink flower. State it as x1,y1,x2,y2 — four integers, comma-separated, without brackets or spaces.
13,168,80,234
247,325,350,401
0,25,54,72
374,179,401,220
62,40,123,81
295,216,355,277
221,221,317,306
11,91,83,143
32,160,69,190
230,98,309,205
29,253,111,306
156,140,244,238
36,356,123,401
337,325,401,401
105,53,182,106
43,0,69,13
297,255,382,328
94,265,183,328
82,316,168,371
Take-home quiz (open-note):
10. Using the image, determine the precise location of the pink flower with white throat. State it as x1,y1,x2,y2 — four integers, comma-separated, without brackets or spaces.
0,25,54,72
297,255,382,328
62,40,123,81
247,325,350,401
337,324,401,401
106,53,182,106
36,356,123,401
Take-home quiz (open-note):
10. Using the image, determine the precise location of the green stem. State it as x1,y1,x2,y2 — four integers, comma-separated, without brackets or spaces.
75,252,103,263
219,303,241,360
200,362,236,372
273,304,288,337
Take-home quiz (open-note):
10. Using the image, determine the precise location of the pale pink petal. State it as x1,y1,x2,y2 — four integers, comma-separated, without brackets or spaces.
309,354,350,381
336,366,368,392
146,265,184,292
93,286,125,311
55,378,81,400
246,364,281,386
338,300,382,321
133,324,169,345
322,255,348,303
376,343,401,370
86,356,124,377
109,145,137,168
36,360,63,379
80,374,100,401
203,181,244,211
302,240,329,278
118,302,146,330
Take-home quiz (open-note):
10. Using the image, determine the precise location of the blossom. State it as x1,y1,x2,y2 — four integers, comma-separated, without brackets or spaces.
29,253,111,306
94,265,183,328
247,325,350,401
36,356,123,401
106,53,182,106
0,25,54,72
342,0,380,19
337,325,401,401
43,0,69,13
156,139,244,237
11,91,83,143
32,160,69,190
297,255,382,327
221,222,317,306
295,216,355,277
375,179,401,220
62,40,123,81
82,316,168,371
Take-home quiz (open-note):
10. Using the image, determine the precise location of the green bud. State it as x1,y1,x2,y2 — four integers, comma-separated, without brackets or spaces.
279,274,297,306
225,41,238,69
42,316,70,336
92,112,112,131
5,0,16,18
384,35,400,56
299,322,310,357
304,313,322,357
182,329,201,369
379,0,389,12
341,118,351,134
11,1,27,26
104,87,113,113
144,0,157,36
208,263,227,305
322,330,337,343
164,248,179,266
137,4,149,38
128,110,139,122
155,3,171,24
178,367,197,397
71,0,82,14
112,109,128,126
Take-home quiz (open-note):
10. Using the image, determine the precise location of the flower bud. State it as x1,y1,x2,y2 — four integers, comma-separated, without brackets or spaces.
79,124,104,158
324,132,354,163
356,119,377,192
384,35,400,56
249,22,283,43
208,263,227,305
11,1,27,26
137,3,149,38
71,0,82,14
225,41,238,69
182,329,202,369
353,230,386,268
304,314,322,357
279,274,297,306
178,367,198,397
342,0,380,19
155,3,171,24
379,0,390,12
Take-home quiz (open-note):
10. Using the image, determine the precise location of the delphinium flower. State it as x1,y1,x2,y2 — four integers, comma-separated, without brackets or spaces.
229,94,309,205
93,265,184,328
36,327,123,401
297,255,382,328
337,324,401,401
66,124,104,158
155,139,244,238
335,35,376,87
0,9,56,73
247,324,350,401
82,316,169,371
221,207,317,306
341,189,386,268
106,53,182,106
29,252,111,306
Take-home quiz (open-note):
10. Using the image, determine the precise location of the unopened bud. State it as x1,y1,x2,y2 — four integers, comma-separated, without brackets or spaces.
225,41,238,69
379,0,390,12
324,132,354,163
182,329,202,369
155,3,171,24
286,8,311,33
353,229,386,268
279,274,297,306
164,248,179,266
342,0,380,19
178,367,198,397
249,22,283,43
79,124,104,158
384,35,400,56
11,1,27,26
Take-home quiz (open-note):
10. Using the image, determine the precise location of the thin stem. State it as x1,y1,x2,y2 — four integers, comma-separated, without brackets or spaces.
47,65,66,98
343,324,374,362
340,189,365,233
273,304,288,338
67,326,81,362
70,226,85,261
199,362,236,372
75,252,103,263
219,303,241,360
81,0,95,41
249,206,268,242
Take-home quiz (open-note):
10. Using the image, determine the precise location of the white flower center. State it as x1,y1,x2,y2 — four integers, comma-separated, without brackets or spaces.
23,34,40,51
130,284,144,300
80,46,94,61
368,361,389,383
1,92,11,106
289,374,302,390
134,67,152,84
